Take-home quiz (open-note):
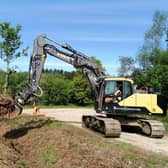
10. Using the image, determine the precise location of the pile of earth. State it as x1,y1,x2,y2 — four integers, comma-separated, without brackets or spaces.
0,94,20,119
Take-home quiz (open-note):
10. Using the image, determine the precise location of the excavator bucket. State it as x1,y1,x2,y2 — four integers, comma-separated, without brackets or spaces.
0,94,20,119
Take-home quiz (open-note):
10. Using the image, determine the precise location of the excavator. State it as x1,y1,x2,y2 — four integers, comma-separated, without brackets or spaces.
0,34,167,138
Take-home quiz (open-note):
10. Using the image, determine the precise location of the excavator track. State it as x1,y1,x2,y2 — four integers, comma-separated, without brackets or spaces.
139,119,165,138
82,115,121,137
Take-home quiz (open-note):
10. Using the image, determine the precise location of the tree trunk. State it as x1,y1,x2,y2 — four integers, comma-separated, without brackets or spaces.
3,60,10,94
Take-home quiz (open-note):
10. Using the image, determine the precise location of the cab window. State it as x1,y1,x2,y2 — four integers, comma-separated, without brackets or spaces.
123,81,132,98
104,81,116,96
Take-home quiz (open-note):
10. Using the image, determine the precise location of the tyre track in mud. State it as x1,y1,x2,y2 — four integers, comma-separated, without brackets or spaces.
23,108,168,156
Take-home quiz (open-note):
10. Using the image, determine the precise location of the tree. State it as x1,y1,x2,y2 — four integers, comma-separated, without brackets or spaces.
0,22,28,94
39,73,71,105
132,68,147,87
118,56,135,76
146,65,168,96
69,57,106,105
90,56,106,74
0,70,5,93
138,11,168,71
69,70,93,105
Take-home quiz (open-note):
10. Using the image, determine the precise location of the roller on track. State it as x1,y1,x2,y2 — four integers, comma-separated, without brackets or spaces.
82,115,121,137
139,119,165,138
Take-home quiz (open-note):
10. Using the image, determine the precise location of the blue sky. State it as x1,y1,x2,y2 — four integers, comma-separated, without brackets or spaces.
0,0,168,75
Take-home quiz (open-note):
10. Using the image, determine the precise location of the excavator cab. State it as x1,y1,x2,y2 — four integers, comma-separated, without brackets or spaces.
96,77,167,117
96,77,133,113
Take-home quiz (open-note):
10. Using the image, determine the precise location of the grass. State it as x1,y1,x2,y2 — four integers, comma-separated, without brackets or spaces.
16,160,29,168
46,120,72,129
43,144,58,165
122,153,142,161
5,114,31,125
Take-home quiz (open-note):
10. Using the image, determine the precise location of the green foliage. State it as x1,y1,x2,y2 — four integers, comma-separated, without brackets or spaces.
145,11,167,47
40,73,71,105
69,70,93,105
0,22,22,60
137,11,168,71
8,71,27,96
133,64,168,96
0,68,95,106
118,56,135,76
132,68,147,87
158,50,168,65
0,70,5,92
0,22,28,93
90,56,106,74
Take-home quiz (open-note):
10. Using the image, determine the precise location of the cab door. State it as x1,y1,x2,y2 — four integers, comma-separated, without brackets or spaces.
95,80,105,112
123,81,133,99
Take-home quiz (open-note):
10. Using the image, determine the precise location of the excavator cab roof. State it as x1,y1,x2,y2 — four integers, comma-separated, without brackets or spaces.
104,77,134,84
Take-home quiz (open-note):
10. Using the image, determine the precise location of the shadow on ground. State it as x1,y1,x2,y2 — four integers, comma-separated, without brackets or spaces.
3,119,55,139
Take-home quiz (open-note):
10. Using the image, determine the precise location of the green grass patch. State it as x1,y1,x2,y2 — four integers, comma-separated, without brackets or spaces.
43,144,58,165
122,153,142,160
4,115,32,125
44,119,71,130
146,160,160,168
16,160,29,168
145,156,168,168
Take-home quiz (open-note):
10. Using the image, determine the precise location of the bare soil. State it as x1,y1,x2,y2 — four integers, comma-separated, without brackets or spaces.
0,109,167,168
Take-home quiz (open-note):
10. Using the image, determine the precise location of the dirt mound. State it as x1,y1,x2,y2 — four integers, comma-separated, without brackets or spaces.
0,115,168,168
0,94,19,118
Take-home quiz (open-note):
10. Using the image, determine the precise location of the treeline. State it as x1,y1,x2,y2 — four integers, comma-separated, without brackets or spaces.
0,69,93,106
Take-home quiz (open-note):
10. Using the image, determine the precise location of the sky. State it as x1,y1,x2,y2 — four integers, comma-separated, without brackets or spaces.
0,0,168,75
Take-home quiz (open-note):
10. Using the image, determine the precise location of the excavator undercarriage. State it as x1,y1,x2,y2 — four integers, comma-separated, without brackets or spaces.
82,115,165,138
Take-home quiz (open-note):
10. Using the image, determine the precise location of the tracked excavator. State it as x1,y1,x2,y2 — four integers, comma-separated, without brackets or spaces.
0,34,167,138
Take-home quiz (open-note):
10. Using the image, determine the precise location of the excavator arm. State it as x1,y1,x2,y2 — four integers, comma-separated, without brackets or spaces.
14,34,103,114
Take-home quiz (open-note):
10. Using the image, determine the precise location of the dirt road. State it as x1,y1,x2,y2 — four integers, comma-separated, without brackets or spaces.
23,108,168,156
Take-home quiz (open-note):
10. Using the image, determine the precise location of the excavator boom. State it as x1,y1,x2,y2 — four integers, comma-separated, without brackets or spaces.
0,34,103,117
